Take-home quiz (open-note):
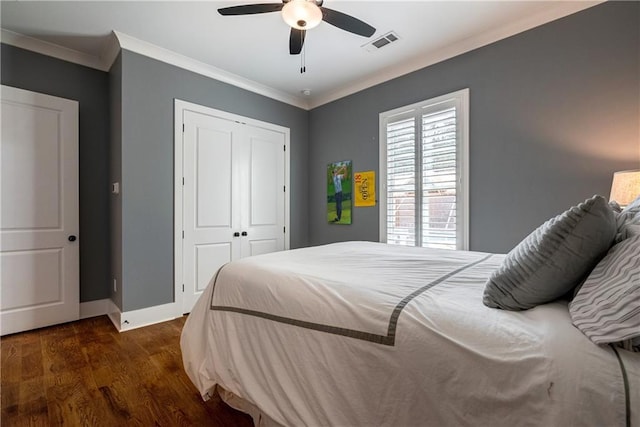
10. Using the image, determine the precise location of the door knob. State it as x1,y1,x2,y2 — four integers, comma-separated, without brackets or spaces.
233,232,240,237
68,235,77,242
241,231,248,236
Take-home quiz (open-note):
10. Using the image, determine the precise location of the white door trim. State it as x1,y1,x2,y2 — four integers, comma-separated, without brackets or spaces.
173,99,290,316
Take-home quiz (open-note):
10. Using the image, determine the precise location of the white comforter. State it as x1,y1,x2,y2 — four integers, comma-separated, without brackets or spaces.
181,242,639,426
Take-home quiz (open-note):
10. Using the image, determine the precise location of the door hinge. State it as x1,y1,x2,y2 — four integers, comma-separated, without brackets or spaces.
182,284,184,292
283,185,286,192
283,226,286,233
182,230,184,239
182,124,185,132
283,145,286,152
182,177,185,186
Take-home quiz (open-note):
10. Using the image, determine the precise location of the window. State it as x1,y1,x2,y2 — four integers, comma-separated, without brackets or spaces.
379,89,469,250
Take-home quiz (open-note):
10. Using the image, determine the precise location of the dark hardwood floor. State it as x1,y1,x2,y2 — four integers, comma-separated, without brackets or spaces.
1,315,254,426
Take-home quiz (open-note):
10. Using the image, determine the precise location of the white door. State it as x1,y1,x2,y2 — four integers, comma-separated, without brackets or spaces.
1,85,79,335
179,105,287,313
239,124,286,258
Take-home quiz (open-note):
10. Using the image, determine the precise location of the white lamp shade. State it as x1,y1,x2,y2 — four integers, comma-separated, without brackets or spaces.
282,0,322,30
610,169,640,207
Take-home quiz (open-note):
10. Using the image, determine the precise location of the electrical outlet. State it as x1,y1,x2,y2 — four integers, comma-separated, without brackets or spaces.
113,278,117,293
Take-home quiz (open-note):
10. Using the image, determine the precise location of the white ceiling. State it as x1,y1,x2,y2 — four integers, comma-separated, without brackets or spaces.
0,1,600,109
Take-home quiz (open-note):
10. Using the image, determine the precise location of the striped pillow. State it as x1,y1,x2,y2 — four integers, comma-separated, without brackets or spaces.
569,234,640,346
483,195,616,310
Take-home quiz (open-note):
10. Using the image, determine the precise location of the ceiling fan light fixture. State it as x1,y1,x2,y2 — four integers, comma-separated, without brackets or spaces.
282,0,322,30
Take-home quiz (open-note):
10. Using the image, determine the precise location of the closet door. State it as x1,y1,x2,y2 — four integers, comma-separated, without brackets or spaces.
181,107,286,313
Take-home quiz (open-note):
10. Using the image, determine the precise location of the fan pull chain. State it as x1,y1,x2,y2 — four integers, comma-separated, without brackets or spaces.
300,45,306,74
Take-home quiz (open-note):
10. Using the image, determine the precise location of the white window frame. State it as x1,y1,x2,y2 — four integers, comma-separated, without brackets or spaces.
379,88,469,250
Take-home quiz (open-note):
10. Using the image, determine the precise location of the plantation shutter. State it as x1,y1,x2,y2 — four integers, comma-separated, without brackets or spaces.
421,107,457,249
385,117,416,246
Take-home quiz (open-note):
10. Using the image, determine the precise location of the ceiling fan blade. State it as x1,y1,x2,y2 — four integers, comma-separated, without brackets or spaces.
289,28,306,55
218,3,284,16
320,7,375,37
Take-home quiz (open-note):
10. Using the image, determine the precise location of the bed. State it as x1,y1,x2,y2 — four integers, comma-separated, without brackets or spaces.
181,240,639,426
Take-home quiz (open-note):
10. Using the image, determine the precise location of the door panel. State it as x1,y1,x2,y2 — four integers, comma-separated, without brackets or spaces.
1,85,79,335
195,243,231,293
249,239,279,257
250,137,279,226
1,102,62,230
196,127,232,228
1,248,62,310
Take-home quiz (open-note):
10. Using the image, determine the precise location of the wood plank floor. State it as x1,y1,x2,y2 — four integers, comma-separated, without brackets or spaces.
1,316,254,426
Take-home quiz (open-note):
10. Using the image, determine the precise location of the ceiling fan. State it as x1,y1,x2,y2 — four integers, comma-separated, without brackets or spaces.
218,0,376,55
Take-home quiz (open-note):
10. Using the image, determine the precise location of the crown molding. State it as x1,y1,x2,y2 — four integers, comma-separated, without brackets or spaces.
112,31,309,110
0,28,309,109
0,29,110,71
308,1,604,109
102,31,122,70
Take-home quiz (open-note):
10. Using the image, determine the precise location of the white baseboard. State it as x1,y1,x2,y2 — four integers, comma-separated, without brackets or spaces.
79,298,111,319
82,298,182,332
107,301,181,332
107,299,121,331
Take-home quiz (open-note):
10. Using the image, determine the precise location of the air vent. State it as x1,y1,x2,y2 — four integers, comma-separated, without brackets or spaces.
363,31,400,52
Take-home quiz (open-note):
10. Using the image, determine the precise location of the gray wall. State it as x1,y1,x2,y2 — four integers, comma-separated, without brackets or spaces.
109,53,123,310
1,43,112,302
308,1,640,253
116,50,309,311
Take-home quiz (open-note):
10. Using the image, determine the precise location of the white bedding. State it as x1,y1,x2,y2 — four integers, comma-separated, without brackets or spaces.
181,241,639,426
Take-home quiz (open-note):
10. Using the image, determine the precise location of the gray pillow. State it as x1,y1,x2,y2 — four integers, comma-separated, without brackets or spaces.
569,234,640,347
483,195,616,311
